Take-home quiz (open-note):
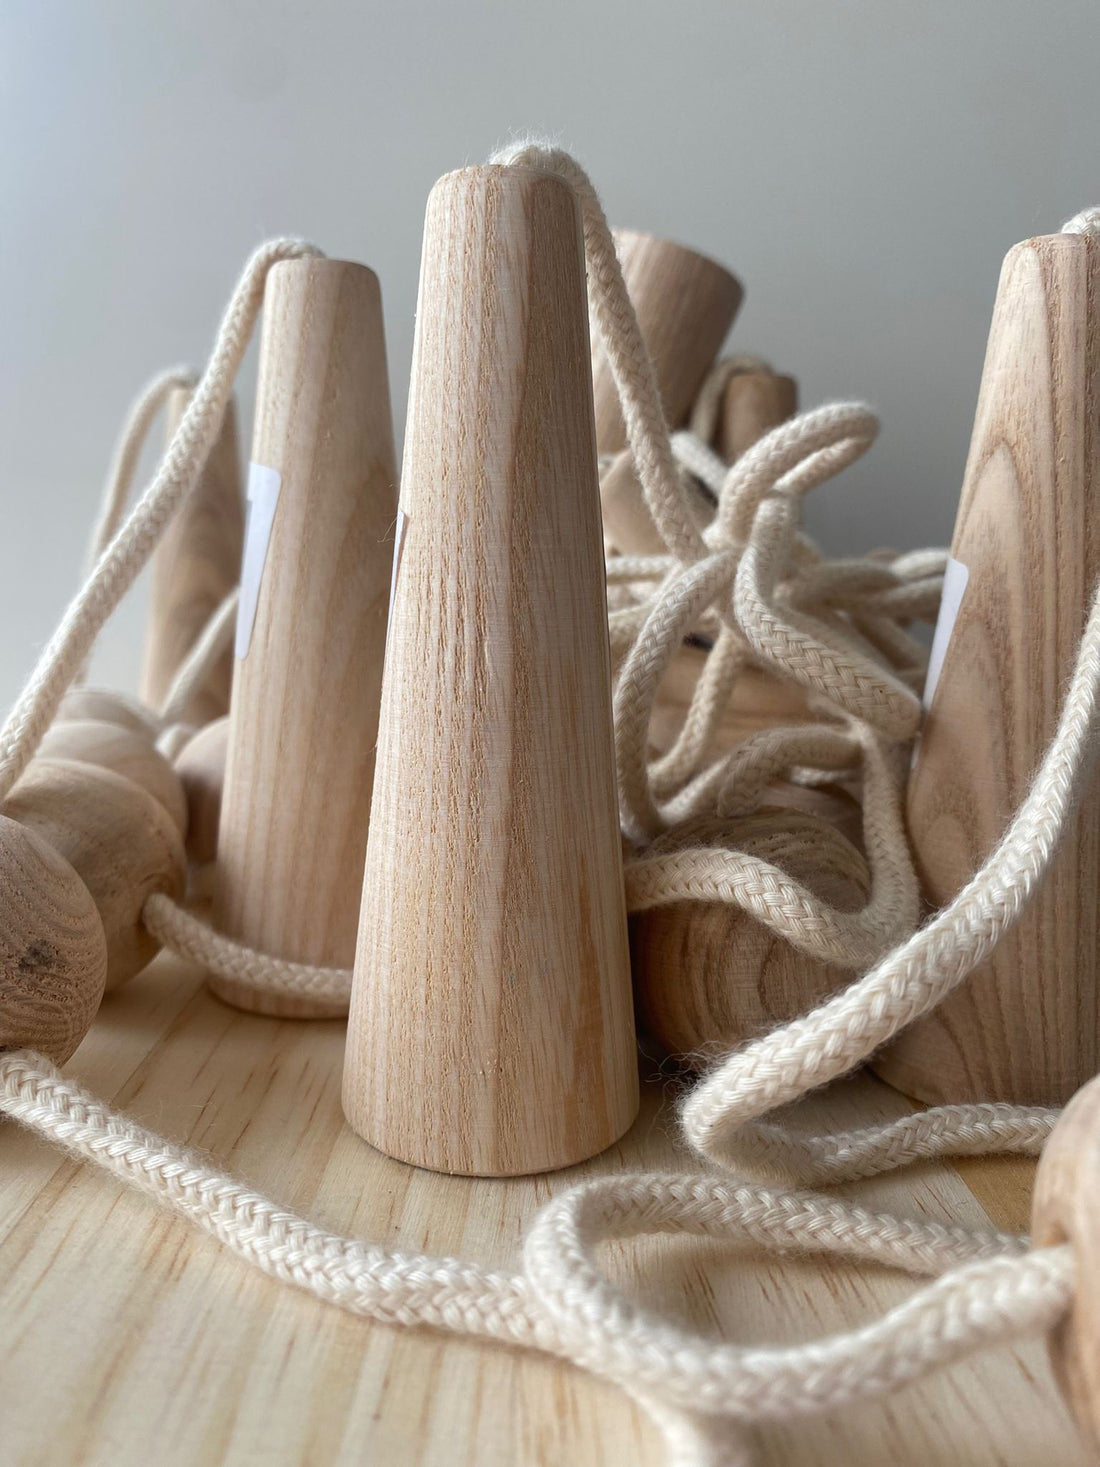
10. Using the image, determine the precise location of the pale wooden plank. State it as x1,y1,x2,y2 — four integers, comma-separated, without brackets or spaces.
0,952,1084,1466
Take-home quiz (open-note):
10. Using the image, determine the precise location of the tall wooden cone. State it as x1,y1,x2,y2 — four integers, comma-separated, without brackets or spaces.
212,258,397,1017
140,388,244,724
342,164,639,1176
873,232,1100,1106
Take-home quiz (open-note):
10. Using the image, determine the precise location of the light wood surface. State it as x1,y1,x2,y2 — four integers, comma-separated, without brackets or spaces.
140,388,244,724
717,368,798,459
58,686,160,738
632,810,870,1058
3,759,185,990
174,715,228,867
0,947,1083,1466
877,233,1100,1106
213,258,397,1018
1034,1071,1100,1453
0,812,106,1062
592,228,742,456
596,231,742,554
38,717,188,835
346,164,637,1177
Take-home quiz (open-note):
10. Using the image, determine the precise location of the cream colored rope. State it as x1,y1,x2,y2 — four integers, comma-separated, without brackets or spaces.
0,148,1093,1465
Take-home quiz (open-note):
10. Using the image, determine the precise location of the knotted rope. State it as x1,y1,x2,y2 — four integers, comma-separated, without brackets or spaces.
0,150,1096,1463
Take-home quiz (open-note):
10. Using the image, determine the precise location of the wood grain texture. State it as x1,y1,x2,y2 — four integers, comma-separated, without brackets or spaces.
1033,1072,1100,1451
592,229,742,455
345,165,638,1177
0,949,1082,1467
632,810,870,1058
717,369,798,459
0,813,106,1062
38,718,188,835
140,389,244,723
213,258,397,1018
876,234,1100,1106
174,715,227,867
4,759,185,990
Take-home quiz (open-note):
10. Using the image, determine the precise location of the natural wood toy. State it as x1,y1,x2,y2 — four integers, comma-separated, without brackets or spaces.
716,365,798,460
212,257,398,1018
1033,1071,1100,1453
344,163,639,1176
173,715,228,867
140,386,244,725
3,758,185,989
874,231,1100,1107
0,813,107,1063
37,717,188,835
597,230,742,553
57,685,160,738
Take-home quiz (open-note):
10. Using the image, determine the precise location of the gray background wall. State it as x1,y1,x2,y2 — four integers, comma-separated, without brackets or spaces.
2,0,1097,706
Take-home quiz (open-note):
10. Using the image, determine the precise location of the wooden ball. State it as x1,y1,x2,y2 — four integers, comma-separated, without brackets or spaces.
1032,1073,1100,1452
4,759,186,989
38,718,188,835
172,715,228,866
630,809,870,1060
0,813,107,1063
57,687,160,740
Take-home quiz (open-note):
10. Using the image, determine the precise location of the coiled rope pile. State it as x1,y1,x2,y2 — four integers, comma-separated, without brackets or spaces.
0,144,1097,1464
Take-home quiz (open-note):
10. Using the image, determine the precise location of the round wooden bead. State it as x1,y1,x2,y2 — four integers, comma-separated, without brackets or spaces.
631,808,870,1059
57,687,160,739
4,759,186,989
172,715,228,867
1032,1072,1100,1451
0,813,107,1063
38,718,188,835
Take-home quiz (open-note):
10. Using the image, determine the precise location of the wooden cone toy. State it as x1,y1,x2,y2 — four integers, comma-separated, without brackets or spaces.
717,367,798,459
874,232,1100,1106
211,258,398,1018
343,163,639,1176
140,388,244,725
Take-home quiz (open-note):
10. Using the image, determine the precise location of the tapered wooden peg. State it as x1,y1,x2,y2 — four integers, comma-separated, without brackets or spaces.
140,389,244,724
1032,1073,1100,1451
874,233,1100,1105
343,164,639,1176
211,258,398,1017
717,368,798,460
596,230,742,553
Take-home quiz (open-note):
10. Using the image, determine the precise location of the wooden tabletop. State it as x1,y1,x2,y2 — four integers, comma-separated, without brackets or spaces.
0,951,1084,1466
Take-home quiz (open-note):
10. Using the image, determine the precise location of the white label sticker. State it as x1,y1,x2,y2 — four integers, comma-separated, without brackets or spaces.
922,555,969,709
386,508,408,641
235,462,283,659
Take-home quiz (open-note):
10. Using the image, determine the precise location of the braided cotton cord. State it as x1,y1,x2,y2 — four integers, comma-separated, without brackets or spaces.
141,892,350,1007
0,1049,1072,1460
84,366,199,574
